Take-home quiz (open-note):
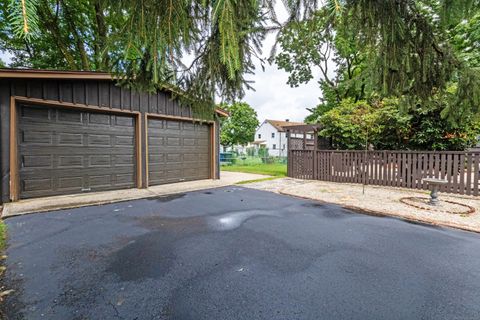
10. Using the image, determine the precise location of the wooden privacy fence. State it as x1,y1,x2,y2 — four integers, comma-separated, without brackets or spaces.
288,150,480,196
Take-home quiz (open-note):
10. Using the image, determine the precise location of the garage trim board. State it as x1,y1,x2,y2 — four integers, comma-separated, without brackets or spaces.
9,96,143,201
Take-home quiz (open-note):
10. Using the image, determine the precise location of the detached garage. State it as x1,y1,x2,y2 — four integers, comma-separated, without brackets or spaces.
0,69,224,202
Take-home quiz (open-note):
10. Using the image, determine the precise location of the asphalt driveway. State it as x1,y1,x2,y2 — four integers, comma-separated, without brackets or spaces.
2,187,480,319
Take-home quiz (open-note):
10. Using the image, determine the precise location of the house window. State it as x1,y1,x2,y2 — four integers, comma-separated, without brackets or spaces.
271,132,275,138
272,144,276,150
258,134,261,139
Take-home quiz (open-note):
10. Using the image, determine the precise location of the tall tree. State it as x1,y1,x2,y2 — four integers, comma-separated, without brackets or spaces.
220,102,259,147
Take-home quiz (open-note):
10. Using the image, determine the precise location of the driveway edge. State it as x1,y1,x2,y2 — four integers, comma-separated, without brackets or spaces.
277,190,480,233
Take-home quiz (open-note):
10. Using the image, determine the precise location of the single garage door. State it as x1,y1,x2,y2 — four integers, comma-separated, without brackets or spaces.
148,118,211,185
18,104,137,199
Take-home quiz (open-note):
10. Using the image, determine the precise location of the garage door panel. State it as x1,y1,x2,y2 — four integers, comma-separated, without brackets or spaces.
166,121,181,129
22,155,52,168
58,177,83,189
114,154,135,165
20,105,50,120
149,153,165,162
58,133,84,146
89,175,111,187
147,118,211,186
149,137,165,146
115,173,135,185
21,130,53,145
57,109,83,123
22,178,53,192
88,134,111,146
115,116,135,127
18,104,137,199
89,155,111,167
116,135,135,145
58,155,83,168
89,113,111,125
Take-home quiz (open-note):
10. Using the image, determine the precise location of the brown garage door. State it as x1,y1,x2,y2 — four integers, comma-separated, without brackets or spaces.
148,118,211,185
18,104,137,199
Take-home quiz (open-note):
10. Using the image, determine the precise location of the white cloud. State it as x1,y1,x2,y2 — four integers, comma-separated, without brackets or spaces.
244,59,321,123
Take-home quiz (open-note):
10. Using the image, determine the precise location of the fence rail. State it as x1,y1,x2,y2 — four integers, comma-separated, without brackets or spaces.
288,150,480,195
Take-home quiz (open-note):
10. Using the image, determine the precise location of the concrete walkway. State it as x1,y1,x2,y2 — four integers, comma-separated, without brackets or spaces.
1,171,269,217
245,178,480,233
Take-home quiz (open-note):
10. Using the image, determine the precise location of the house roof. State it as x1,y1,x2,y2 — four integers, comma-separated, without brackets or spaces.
265,119,305,132
0,68,228,117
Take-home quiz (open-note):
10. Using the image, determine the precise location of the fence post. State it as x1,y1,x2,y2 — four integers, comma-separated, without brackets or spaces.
287,129,291,177
312,129,318,179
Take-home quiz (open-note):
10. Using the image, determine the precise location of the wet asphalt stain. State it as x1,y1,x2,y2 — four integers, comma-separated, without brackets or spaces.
105,231,179,282
105,202,326,282
403,219,442,229
146,193,186,202
301,202,326,208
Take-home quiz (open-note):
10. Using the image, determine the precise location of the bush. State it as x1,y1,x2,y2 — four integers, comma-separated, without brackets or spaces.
319,97,480,151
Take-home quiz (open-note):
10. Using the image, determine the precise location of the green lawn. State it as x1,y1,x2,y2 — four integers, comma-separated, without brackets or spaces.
221,163,287,177
0,220,6,252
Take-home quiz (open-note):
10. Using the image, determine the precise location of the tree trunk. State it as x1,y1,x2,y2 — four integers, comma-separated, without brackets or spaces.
60,0,90,70
37,3,78,69
93,0,109,70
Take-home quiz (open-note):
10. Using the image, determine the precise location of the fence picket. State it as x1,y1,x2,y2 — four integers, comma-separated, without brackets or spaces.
467,154,473,195
474,154,479,196
446,154,452,193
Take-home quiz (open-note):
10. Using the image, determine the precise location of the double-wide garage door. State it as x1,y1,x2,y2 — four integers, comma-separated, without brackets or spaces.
16,104,212,199
18,104,137,199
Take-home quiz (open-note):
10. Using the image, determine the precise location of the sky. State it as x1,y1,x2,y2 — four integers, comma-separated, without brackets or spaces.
243,41,322,123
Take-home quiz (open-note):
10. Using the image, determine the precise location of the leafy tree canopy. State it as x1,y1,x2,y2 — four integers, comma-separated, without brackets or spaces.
2,0,479,121
220,101,259,147
276,0,480,122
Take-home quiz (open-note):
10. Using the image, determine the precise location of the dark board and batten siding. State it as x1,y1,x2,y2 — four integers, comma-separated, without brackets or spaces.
0,78,219,203
7,79,193,116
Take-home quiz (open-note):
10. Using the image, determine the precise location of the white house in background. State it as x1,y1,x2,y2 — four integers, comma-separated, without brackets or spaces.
253,119,305,157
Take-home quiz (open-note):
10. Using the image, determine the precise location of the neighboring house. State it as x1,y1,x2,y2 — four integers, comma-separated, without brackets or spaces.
0,68,226,202
253,119,305,157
